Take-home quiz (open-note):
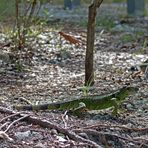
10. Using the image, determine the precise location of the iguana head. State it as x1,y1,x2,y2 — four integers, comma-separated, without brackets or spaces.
125,86,139,94
118,86,138,100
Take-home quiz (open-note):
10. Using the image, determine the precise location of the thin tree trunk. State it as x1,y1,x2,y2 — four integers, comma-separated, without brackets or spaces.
15,0,22,50
85,0,103,86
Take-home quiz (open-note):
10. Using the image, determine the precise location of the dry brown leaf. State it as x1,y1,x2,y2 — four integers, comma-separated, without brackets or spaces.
59,31,82,45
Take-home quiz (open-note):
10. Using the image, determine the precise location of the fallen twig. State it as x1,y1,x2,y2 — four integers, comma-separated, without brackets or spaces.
133,137,148,144
0,107,101,148
0,122,9,130
4,115,29,132
0,112,21,123
73,129,148,147
83,123,148,133
0,110,29,142
61,110,68,128
0,131,13,141
24,117,101,147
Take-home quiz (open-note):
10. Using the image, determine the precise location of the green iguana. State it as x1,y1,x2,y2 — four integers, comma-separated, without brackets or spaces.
14,86,138,115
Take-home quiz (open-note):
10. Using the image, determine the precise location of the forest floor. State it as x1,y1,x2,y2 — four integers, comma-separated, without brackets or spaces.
0,3,148,148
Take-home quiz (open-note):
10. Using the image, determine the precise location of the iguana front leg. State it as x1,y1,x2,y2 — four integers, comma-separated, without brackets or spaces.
69,102,88,117
73,102,87,112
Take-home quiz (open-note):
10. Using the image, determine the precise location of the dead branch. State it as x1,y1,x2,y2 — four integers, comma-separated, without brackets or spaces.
4,115,29,132
0,122,9,130
0,112,29,142
0,112,21,123
83,123,148,133
0,131,13,141
25,117,101,147
133,137,148,144
73,129,148,147
0,107,101,148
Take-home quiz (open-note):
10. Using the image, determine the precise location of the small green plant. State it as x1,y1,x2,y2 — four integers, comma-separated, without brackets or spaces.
143,39,148,48
96,16,115,31
82,85,90,96
0,0,48,68
82,15,114,29
82,76,95,96
135,31,145,38
0,0,15,21
14,0,41,50
14,61,24,72
135,39,148,54
112,0,126,2
120,33,135,43
79,19,88,28
144,7,148,16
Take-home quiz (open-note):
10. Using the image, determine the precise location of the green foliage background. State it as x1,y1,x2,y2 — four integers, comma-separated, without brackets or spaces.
0,0,147,20
0,0,15,20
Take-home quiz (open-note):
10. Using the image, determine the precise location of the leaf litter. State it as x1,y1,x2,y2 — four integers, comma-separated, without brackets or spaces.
0,3,148,148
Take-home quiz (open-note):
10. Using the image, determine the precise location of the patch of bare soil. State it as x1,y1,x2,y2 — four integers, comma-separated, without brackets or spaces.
0,3,148,148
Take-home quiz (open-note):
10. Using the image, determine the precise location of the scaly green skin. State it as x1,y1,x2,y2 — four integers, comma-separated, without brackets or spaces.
14,87,138,114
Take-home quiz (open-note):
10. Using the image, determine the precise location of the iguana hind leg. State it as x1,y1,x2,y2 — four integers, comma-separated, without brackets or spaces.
111,98,129,116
